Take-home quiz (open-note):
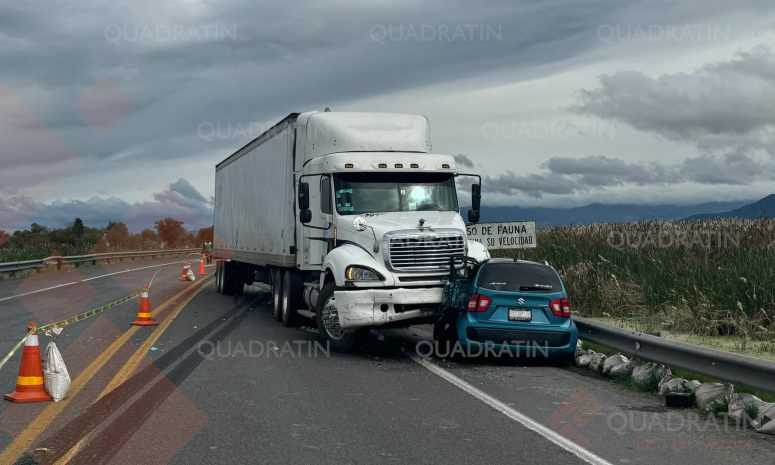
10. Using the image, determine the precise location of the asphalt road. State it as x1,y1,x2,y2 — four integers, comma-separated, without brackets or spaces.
0,265,774,464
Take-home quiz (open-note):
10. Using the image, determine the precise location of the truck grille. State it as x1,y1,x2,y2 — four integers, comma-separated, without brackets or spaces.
388,233,466,271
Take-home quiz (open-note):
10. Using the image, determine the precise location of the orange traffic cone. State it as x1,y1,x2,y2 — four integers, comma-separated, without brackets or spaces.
131,285,158,326
197,256,206,276
180,264,190,281
4,322,53,403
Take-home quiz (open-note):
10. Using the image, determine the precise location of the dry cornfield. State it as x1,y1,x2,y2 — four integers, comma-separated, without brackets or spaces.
493,219,775,338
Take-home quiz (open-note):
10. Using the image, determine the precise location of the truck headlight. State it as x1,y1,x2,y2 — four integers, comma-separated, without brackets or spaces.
345,266,383,281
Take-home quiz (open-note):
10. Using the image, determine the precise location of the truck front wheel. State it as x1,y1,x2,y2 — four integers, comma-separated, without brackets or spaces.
281,269,302,327
315,282,367,353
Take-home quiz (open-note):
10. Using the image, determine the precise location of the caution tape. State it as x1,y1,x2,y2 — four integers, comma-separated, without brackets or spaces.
0,330,34,372
35,292,141,334
0,291,141,372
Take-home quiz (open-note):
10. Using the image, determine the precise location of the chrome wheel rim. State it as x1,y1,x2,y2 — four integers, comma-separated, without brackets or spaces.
321,296,345,340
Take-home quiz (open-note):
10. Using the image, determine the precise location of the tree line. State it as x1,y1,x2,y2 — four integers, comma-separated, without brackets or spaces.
0,217,213,261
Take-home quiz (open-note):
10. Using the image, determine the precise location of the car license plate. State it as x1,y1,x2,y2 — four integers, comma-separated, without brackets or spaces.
508,308,532,321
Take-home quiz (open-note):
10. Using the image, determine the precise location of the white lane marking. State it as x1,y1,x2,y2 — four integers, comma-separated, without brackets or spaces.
0,261,217,303
0,282,80,303
406,352,614,465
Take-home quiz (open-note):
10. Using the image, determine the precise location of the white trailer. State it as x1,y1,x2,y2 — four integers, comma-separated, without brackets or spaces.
214,110,487,351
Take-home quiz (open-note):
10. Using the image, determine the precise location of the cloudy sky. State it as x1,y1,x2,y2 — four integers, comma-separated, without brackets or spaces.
2,0,775,231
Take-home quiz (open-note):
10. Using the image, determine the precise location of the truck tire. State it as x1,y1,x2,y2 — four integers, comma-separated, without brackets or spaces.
281,269,302,327
271,269,283,321
222,261,243,296
315,281,367,353
215,262,223,294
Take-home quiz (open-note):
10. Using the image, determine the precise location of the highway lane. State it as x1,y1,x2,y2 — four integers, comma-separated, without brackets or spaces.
0,257,214,463
8,281,772,464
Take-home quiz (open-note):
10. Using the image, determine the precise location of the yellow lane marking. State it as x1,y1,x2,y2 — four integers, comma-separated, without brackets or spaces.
0,278,211,464
55,278,212,465
100,279,210,399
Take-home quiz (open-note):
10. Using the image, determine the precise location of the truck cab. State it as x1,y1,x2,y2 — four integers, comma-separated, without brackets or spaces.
214,110,487,352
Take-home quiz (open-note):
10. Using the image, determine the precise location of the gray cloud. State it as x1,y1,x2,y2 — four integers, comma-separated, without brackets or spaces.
454,154,475,168
485,153,773,197
0,178,212,232
575,45,775,153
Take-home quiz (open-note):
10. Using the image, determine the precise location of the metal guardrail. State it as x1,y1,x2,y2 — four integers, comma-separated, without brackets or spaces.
0,248,201,273
574,316,775,394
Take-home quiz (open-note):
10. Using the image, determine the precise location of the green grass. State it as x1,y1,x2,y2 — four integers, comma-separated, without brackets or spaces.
493,219,775,339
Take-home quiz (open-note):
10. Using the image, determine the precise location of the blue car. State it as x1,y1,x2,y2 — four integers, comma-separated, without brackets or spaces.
433,257,578,361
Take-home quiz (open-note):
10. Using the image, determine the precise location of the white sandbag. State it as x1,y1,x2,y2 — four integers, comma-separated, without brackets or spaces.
753,403,775,435
186,269,196,281
43,341,71,401
609,362,634,377
574,340,585,358
602,354,629,375
693,382,734,410
684,379,701,391
574,350,594,368
726,393,765,422
631,362,672,387
658,375,690,395
589,353,607,372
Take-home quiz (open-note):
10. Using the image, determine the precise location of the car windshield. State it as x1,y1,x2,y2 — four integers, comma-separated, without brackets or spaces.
476,263,562,292
333,172,458,215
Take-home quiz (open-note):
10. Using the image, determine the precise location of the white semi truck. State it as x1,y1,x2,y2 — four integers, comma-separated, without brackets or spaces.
214,110,487,351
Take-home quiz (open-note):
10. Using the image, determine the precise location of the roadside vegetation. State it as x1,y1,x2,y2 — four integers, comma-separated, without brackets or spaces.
0,218,213,263
493,219,775,341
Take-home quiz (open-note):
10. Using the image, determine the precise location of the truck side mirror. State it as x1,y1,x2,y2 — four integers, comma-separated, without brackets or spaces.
298,182,311,223
468,183,481,223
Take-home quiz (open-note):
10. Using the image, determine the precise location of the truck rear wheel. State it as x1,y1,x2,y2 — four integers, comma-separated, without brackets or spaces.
315,281,367,352
222,261,242,296
281,269,302,327
271,269,283,321
215,262,223,293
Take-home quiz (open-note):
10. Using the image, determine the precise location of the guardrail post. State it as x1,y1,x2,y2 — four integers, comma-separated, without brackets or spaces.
56,258,62,271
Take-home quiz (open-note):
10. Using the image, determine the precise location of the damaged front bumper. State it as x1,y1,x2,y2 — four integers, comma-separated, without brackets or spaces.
334,287,444,330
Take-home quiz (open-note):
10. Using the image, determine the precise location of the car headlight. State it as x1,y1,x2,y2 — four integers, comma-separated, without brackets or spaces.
345,266,383,281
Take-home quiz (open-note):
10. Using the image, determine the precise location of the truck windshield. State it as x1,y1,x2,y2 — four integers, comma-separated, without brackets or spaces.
333,172,458,215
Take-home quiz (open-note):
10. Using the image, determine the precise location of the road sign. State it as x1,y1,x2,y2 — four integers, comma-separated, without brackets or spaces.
466,221,536,249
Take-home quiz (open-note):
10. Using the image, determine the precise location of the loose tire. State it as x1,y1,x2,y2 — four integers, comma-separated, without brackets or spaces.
433,317,460,359
315,281,367,352
281,269,302,327
272,269,283,321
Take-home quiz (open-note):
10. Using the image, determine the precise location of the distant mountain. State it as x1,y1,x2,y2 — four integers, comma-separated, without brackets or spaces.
474,200,754,227
685,194,775,221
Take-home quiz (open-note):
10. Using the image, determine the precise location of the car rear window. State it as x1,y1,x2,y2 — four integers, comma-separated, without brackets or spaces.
476,263,562,292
